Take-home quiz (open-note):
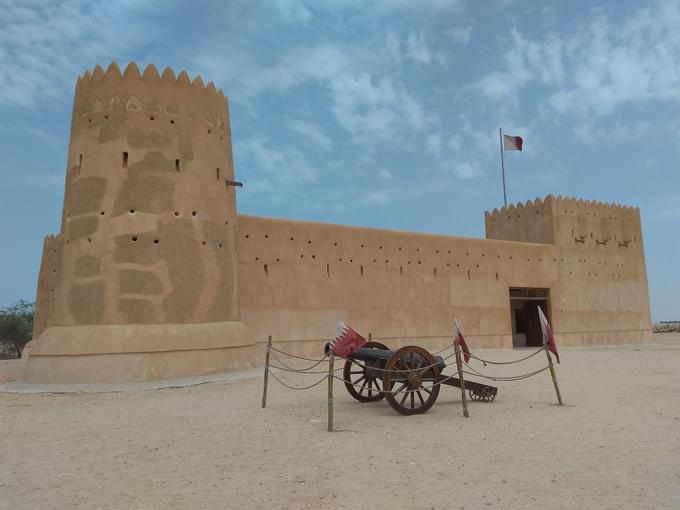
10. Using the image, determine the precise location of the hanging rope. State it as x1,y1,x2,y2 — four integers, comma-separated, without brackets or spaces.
268,360,343,374
268,351,331,372
463,366,549,382
268,370,329,390
267,345,328,363
431,343,454,355
266,342,550,392
466,347,544,366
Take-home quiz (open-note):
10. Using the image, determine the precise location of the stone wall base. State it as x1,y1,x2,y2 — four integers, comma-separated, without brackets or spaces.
23,322,255,383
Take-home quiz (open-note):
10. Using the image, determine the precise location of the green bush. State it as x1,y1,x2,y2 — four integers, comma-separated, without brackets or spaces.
0,300,35,358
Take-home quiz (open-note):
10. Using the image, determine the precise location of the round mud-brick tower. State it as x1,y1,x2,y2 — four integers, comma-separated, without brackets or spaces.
25,62,255,383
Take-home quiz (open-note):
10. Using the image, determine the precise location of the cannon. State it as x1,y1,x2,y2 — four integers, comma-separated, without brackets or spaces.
335,341,498,415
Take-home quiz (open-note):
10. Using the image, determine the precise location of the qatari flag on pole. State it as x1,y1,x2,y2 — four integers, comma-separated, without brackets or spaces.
503,134,523,151
498,129,524,208
453,319,471,363
537,307,560,364
329,319,367,357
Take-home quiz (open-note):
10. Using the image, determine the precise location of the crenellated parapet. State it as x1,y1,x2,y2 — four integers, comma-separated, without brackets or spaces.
485,195,642,250
548,196,641,248
485,196,554,244
73,62,229,130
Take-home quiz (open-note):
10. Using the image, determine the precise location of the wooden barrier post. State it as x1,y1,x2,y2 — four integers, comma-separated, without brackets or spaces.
454,338,469,418
261,335,272,408
545,345,563,405
327,352,335,432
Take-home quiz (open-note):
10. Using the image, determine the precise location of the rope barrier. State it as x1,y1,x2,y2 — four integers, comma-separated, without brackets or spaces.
274,355,328,372
463,366,549,382
268,361,343,374
268,370,329,390
266,343,551,393
467,347,544,365
269,352,334,373
267,344,548,382
267,345,329,363
431,343,454,355
263,335,563,426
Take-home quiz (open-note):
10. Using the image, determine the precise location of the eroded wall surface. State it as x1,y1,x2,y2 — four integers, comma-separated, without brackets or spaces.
27,62,652,383
542,196,650,345
238,194,652,358
53,63,239,327
237,215,553,357
26,63,254,383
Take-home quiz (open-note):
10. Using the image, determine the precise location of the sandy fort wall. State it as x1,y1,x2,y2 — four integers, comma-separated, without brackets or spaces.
32,235,62,339
25,63,255,383
26,62,653,383
237,215,545,358
238,194,651,359
487,196,651,346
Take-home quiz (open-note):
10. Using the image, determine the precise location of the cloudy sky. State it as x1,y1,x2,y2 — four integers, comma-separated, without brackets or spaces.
1,0,679,320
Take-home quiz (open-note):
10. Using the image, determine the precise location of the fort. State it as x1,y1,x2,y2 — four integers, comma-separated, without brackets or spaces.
25,63,652,383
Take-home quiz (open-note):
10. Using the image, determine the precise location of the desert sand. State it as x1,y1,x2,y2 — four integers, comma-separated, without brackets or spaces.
1,335,679,510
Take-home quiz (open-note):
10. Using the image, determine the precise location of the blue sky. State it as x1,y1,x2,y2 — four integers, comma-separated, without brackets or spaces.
1,0,678,321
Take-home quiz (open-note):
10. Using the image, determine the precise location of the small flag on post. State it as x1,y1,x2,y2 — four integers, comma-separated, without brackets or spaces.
499,129,523,207
537,307,560,364
503,134,523,151
453,319,471,363
328,319,367,357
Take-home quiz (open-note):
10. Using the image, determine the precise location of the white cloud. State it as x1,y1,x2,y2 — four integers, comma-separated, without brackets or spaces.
379,169,392,180
452,161,482,180
426,133,443,155
574,120,649,145
448,134,462,152
26,127,61,150
235,136,317,185
328,72,429,140
478,1,680,117
272,0,313,23
385,32,402,65
462,122,498,159
197,41,430,141
286,119,333,151
406,31,432,64
0,0,159,107
445,26,472,46
360,190,391,206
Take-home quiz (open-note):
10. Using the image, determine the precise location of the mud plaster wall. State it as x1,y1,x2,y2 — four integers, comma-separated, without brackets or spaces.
29,63,652,381
237,204,652,357
527,196,651,345
51,63,239,327
32,235,62,338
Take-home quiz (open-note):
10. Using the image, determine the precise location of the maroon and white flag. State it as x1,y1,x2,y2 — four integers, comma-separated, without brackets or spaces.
537,307,560,364
453,319,471,363
329,319,367,357
503,134,523,151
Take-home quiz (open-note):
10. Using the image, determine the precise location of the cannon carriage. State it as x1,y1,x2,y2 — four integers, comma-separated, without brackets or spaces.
336,341,498,415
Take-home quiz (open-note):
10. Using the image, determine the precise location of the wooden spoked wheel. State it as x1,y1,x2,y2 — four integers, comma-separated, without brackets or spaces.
343,341,389,403
383,346,440,415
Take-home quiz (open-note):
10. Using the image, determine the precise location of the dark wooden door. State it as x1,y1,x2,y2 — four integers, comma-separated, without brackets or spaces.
524,301,547,347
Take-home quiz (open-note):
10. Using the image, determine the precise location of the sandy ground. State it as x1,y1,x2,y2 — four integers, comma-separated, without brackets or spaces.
1,334,679,510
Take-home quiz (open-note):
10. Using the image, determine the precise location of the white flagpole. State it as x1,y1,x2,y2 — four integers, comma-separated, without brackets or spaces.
499,128,507,207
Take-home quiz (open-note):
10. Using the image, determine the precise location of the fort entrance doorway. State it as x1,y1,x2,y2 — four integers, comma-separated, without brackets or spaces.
509,288,550,348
